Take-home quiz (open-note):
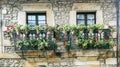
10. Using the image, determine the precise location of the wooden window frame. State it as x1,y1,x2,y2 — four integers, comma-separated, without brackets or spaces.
77,12,96,25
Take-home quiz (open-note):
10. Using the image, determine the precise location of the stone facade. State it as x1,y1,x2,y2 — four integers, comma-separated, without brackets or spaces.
0,0,119,67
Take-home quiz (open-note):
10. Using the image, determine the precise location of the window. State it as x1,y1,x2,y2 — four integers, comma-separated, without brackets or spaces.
27,13,46,28
77,12,96,25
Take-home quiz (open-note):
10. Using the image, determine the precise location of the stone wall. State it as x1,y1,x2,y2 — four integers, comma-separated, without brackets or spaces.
0,0,118,67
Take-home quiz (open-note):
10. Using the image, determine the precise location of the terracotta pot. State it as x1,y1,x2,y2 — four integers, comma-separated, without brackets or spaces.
89,29,93,34
98,29,103,33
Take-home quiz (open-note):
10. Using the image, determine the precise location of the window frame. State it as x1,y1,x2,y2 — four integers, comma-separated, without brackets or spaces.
26,12,46,26
76,12,96,25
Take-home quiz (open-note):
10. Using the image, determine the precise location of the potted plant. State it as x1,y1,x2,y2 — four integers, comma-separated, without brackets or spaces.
14,24,21,35
82,40,88,49
108,26,115,36
34,26,41,34
4,26,15,38
30,38,38,50
75,38,83,47
87,25,94,33
76,24,86,34
17,39,30,50
97,24,104,33
38,38,50,50
45,25,54,34
21,24,30,35
88,39,94,49
63,40,71,51
71,25,77,35
107,39,115,49
63,24,71,34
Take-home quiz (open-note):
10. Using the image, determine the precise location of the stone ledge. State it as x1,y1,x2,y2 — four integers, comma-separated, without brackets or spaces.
106,58,117,64
75,65,100,67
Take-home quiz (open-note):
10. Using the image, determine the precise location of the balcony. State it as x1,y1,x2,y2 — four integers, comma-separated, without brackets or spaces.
4,24,116,58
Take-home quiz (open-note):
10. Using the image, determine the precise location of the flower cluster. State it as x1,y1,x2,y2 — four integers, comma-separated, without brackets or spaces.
4,26,14,34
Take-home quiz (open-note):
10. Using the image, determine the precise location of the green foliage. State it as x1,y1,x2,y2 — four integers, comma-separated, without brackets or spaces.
76,24,86,31
66,41,70,46
45,25,54,31
107,40,115,48
14,24,21,32
21,24,30,32
63,24,71,31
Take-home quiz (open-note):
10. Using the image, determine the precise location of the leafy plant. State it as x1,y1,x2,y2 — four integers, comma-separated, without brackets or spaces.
64,40,70,48
21,24,30,34
76,24,86,31
38,38,50,50
107,40,115,48
97,24,104,30
108,26,115,32
45,25,54,31
34,26,41,34
14,24,21,32
63,24,71,31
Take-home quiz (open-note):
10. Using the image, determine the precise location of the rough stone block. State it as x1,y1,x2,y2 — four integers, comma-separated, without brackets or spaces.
87,56,98,61
75,65,100,67
61,52,69,58
74,61,86,65
86,61,100,65
76,51,83,56
106,58,117,64
83,50,99,56
61,62,67,65
77,56,88,61
48,58,60,62
106,51,114,58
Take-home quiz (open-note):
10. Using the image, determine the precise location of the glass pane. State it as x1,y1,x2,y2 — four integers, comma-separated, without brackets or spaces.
87,19,95,25
38,21,46,26
77,20,85,25
28,15,36,20
77,14,85,19
87,14,95,20
28,21,36,26
38,15,46,20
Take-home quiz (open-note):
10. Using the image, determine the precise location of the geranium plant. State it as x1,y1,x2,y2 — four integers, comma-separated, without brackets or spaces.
4,26,15,37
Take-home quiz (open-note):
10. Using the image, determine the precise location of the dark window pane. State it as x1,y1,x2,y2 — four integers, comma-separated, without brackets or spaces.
28,21,36,26
77,20,85,24
38,21,46,26
87,14,95,20
38,15,46,20
87,19,95,25
77,14,85,19
28,15,36,20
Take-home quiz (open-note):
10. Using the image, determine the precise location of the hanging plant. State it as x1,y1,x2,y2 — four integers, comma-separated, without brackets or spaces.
34,26,41,34
14,24,21,35
71,25,77,35
45,25,54,34
76,24,86,34
21,24,30,34
63,24,71,34
97,24,104,33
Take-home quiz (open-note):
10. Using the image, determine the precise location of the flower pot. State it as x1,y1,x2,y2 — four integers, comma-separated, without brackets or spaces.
89,29,93,34
47,30,51,35
79,30,83,34
98,29,103,33
36,30,40,34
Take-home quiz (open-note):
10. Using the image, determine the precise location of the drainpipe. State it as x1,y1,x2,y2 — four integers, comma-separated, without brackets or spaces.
116,0,119,67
